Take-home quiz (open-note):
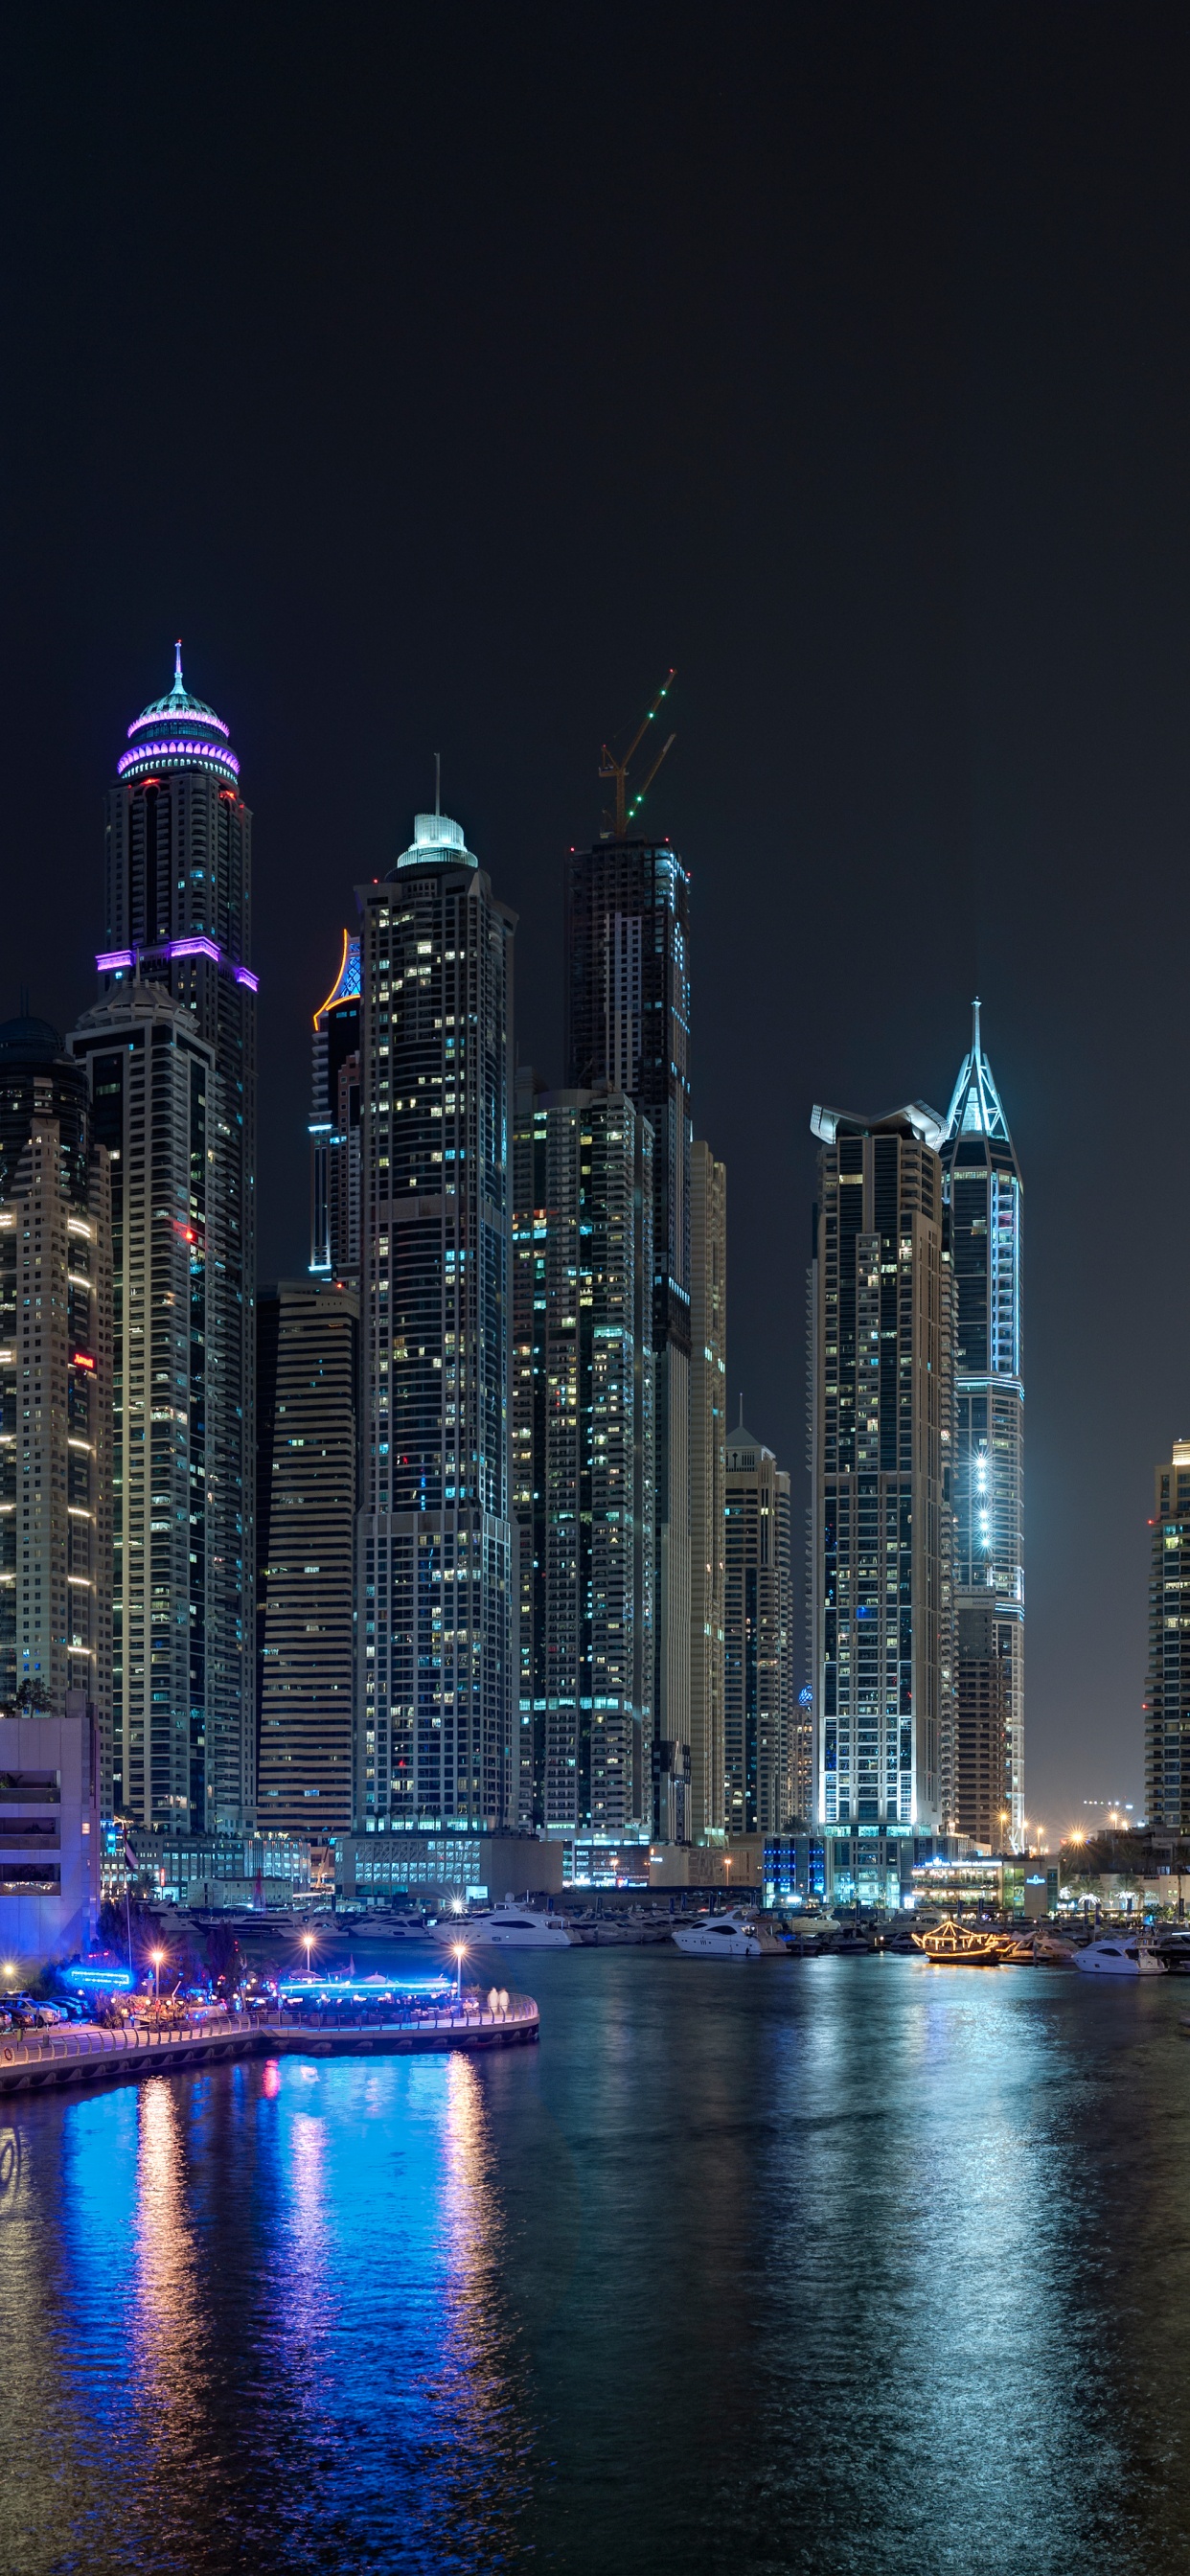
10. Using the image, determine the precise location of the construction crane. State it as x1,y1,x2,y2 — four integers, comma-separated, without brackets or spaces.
599,670,676,838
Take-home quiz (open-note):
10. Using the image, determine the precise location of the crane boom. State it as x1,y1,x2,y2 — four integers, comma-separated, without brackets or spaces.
598,670,676,836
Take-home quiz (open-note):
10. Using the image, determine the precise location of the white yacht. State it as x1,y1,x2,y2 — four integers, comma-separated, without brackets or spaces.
1073,1936,1166,1977
672,1909,783,1960
432,1904,574,1951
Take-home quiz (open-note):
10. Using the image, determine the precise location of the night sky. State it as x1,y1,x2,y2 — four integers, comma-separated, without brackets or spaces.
3,5,1188,1831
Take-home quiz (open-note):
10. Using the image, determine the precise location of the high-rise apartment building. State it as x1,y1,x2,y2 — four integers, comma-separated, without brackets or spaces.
939,1005,1024,1844
70,983,214,1830
257,1280,358,1838
309,932,362,1287
1144,1440,1190,1834
355,811,515,1828
512,1070,655,1856
565,834,692,1827
0,1017,112,1808
690,1140,726,1843
809,1102,953,1892
723,1416,791,1836
94,648,256,1829
954,1602,1009,1847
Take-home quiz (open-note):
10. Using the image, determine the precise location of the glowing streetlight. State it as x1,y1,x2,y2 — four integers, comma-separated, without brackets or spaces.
150,1946,165,2003
453,1943,467,2002
2,1963,14,1985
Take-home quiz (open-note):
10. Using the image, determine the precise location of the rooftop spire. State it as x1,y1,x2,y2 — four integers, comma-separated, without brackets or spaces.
943,999,1013,1149
172,637,184,693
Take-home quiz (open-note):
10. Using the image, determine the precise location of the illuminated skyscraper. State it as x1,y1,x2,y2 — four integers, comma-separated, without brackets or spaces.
565,833,692,1825
355,811,515,1828
309,932,362,1287
723,1414,791,1836
70,984,213,1829
939,1005,1023,1845
512,1070,655,1855
0,1017,112,1807
91,647,257,1829
809,1102,953,1900
690,1140,726,1843
257,1278,358,1837
1144,1440,1190,1834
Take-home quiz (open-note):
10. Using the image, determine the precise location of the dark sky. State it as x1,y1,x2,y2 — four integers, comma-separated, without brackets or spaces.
2,3,1188,1832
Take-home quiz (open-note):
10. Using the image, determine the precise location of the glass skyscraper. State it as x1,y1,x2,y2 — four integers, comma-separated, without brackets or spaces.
355,811,515,1829
512,1070,655,1856
0,1017,112,1807
809,1101,953,1898
939,1005,1023,1847
309,932,362,1287
1144,1441,1190,1834
565,834,692,1827
89,646,257,1831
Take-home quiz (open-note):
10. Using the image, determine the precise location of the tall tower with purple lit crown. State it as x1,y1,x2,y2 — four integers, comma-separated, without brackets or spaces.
83,647,257,1831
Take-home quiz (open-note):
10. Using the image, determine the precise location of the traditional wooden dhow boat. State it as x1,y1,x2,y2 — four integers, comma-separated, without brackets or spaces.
911,1918,1000,1966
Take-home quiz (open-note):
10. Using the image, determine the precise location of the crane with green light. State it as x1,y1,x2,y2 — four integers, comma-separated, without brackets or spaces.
599,670,676,837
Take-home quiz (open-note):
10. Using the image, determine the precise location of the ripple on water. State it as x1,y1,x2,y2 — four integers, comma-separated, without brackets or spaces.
1,1956,1188,2575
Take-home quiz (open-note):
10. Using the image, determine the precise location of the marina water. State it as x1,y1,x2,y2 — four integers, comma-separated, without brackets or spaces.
3,1945,1189,2574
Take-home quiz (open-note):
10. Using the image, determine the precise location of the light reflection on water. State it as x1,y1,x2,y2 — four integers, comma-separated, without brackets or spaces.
1,1956,1189,2573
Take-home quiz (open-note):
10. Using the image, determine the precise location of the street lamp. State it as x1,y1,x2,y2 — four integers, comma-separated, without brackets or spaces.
453,1943,467,2002
150,1946,164,2004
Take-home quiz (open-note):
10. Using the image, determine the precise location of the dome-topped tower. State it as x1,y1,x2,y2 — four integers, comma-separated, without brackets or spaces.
118,640,240,788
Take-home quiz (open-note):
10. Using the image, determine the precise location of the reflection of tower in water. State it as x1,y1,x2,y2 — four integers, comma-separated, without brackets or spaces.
133,2082,202,2431
432,2053,535,2549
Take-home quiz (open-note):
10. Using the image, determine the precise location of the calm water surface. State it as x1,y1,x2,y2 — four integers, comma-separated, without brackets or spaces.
3,1949,1190,2574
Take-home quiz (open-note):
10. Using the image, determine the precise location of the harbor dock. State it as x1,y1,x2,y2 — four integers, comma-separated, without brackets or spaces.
0,1992,539,2095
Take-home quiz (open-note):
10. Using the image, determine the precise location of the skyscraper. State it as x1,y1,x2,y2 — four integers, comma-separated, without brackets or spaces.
690,1140,726,1844
355,810,515,1829
309,932,362,1287
257,1279,358,1838
939,1005,1023,1845
94,647,256,1830
1144,1440,1190,1835
809,1101,953,1898
70,983,213,1830
953,1602,1009,1847
723,1415,791,1837
512,1070,655,1860
0,1017,112,1807
565,833,692,1828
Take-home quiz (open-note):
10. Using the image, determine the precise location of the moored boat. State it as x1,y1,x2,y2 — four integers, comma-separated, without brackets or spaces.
1073,1936,1166,1977
911,1917,1000,1966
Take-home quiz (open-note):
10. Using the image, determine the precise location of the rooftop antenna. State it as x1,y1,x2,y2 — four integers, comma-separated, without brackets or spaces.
599,670,676,837
738,1392,744,1429
173,638,184,689
972,994,981,1056
434,751,441,820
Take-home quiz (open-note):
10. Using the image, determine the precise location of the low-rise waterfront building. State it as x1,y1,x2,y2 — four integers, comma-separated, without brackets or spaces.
336,1828,562,1907
121,1826,310,1908
0,1702,101,1961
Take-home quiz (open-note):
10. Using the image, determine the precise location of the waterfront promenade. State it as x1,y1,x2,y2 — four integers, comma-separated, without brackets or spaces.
0,1991,539,2094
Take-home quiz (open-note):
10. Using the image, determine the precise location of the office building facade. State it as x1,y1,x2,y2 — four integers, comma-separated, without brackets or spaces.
256,1279,358,1837
723,1417,792,1836
512,1070,655,1850
70,983,214,1831
309,932,362,1287
809,1102,954,1888
355,811,515,1828
94,648,257,1829
690,1139,726,1842
1145,1440,1190,1834
565,835,692,1823
939,1005,1024,1845
0,1016,113,1810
